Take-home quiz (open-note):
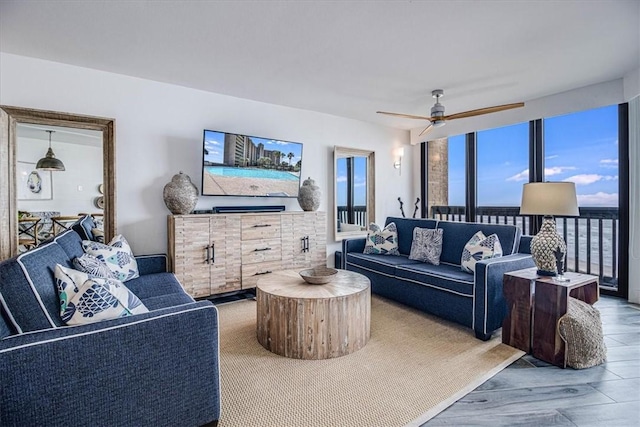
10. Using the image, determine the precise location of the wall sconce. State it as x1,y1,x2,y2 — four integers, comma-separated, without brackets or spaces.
394,147,404,175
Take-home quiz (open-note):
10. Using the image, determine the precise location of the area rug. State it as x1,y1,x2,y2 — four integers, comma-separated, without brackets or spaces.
216,295,523,427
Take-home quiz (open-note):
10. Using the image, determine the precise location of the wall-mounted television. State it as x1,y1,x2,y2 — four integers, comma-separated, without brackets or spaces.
201,129,303,197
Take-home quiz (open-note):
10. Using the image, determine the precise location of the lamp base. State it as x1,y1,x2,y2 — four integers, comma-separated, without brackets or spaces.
530,216,567,277
537,269,557,277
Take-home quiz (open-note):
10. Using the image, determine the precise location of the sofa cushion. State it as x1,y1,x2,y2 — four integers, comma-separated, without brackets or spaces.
346,253,420,277
363,222,400,256
0,241,72,332
139,293,195,311
409,228,443,265
82,235,140,282
125,273,190,300
53,229,85,260
71,215,95,241
437,221,520,265
394,262,475,296
461,232,503,274
55,264,148,326
385,217,438,255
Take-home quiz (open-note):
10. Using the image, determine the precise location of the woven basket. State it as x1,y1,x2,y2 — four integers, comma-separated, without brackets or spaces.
558,297,607,369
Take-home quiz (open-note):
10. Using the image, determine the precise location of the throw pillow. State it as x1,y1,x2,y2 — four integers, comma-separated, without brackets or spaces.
82,234,139,282
363,222,400,256
461,232,503,274
408,227,443,265
54,264,148,326
73,253,117,279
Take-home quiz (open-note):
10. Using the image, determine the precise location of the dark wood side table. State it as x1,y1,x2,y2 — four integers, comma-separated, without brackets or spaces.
532,272,599,368
502,268,538,352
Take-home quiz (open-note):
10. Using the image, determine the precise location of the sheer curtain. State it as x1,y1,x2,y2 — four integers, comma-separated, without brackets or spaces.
629,95,639,304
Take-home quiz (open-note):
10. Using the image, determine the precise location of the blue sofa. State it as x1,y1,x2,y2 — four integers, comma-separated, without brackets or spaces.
341,217,535,340
0,226,220,426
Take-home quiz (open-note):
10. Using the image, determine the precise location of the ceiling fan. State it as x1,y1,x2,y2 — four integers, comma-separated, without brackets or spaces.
377,89,525,136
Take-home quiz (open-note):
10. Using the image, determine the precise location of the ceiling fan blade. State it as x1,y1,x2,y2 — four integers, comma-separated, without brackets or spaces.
419,123,434,136
377,111,433,121
443,102,525,121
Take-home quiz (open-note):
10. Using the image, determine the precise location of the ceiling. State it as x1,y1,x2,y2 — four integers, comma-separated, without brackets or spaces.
1,1,638,131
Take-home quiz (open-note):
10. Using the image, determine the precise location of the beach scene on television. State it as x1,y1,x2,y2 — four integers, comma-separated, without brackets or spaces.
202,130,303,197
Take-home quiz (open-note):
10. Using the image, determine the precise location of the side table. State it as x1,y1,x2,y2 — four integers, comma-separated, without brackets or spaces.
503,268,600,368
502,268,538,352
532,272,599,368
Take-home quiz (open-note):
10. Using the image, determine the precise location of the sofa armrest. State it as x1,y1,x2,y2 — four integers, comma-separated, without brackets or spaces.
136,253,168,274
342,237,366,254
0,301,220,427
473,253,535,339
341,237,367,269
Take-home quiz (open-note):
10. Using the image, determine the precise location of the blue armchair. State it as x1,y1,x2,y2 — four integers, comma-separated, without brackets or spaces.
0,227,220,426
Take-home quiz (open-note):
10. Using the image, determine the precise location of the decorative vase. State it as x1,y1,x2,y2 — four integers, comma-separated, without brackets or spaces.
163,172,198,215
530,216,567,276
297,177,321,211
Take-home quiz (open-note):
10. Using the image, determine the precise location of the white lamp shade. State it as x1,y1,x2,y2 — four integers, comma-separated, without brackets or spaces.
520,182,579,216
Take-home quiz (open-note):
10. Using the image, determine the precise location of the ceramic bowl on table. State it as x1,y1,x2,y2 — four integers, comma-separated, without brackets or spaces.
299,267,338,285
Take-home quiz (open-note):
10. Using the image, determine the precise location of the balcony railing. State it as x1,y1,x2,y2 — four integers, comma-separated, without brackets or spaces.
430,205,619,290
336,205,368,229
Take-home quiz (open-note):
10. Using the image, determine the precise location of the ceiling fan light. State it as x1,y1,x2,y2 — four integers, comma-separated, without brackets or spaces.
433,120,446,128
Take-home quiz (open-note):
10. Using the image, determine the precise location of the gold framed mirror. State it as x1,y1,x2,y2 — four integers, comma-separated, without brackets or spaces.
0,106,116,260
334,146,375,241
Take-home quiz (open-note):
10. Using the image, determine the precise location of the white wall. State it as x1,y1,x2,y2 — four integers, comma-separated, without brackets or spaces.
16,136,103,216
0,53,412,259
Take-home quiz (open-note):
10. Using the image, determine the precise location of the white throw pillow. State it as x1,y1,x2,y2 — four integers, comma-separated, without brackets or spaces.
408,228,443,265
73,253,117,279
461,232,503,274
82,234,139,282
55,264,148,326
363,222,400,256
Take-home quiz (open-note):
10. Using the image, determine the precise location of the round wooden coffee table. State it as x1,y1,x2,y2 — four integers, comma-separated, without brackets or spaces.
256,269,371,360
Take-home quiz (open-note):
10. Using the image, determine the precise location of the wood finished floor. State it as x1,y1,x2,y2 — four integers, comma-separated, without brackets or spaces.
422,295,640,427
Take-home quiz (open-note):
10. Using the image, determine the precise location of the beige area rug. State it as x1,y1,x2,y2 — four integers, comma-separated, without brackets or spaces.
217,295,523,427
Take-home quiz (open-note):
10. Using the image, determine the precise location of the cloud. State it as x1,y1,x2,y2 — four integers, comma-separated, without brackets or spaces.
577,192,618,206
336,175,346,183
506,169,529,182
545,166,576,176
563,174,618,185
599,159,618,168
506,166,577,182
546,155,559,160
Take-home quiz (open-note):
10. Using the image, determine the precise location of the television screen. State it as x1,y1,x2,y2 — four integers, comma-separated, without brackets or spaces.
201,130,303,197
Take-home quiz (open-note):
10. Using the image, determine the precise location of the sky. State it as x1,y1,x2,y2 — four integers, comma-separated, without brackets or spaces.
203,130,303,165
448,104,619,207
336,156,368,206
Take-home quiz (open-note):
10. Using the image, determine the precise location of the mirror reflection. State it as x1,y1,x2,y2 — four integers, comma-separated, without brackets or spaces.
16,124,104,252
334,146,375,241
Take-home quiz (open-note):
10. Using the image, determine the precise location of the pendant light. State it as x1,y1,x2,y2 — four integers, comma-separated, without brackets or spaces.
36,130,65,171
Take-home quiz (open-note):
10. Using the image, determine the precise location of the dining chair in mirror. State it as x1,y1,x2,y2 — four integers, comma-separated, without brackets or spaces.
0,106,115,260
334,146,375,241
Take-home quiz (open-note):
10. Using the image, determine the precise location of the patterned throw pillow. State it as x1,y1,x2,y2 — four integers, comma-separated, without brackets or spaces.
461,231,503,274
73,253,117,279
363,222,400,256
82,234,139,282
54,264,148,326
408,228,443,265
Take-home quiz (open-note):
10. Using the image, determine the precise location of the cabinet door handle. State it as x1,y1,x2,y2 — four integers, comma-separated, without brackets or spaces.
306,236,310,252
205,245,210,264
253,224,272,228
254,247,272,252
300,236,306,252
210,243,215,263
254,270,272,276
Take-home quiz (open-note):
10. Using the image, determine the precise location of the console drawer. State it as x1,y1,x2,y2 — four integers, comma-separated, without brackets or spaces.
241,215,281,240
241,239,282,264
242,260,283,288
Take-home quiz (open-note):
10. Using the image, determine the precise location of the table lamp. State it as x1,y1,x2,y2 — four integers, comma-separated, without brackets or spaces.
519,182,579,278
